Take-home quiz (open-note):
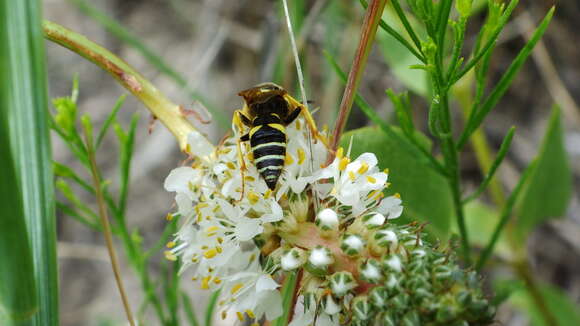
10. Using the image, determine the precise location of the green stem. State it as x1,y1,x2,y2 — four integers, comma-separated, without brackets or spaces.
42,20,204,152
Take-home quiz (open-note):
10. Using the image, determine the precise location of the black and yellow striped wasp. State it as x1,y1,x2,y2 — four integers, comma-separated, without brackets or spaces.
233,82,328,191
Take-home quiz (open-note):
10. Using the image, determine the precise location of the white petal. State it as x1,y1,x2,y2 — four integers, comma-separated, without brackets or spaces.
187,131,215,158
256,274,280,292
164,167,198,194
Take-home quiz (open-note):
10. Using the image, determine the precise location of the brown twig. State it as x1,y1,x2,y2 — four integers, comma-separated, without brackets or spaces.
84,128,136,326
329,0,387,156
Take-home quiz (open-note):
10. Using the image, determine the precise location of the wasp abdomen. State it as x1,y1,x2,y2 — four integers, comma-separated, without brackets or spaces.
250,124,286,190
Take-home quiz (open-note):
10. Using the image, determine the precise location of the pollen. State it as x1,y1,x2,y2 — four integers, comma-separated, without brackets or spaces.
246,310,256,319
206,226,219,236
285,153,294,165
358,162,369,174
226,162,236,169
244,176,255,182
165,213,173,221
221,311,227,319
296,120,302,130
236,311,244,321
248,191,260,204
339,157,350,171
204,248,219,258
231,283,244,294
166,241,176,248
394,192,401,199
383,168,389,174
164,251,177,261
336,147,344,159
201,276,211,289
217,237,224,244
264,189,272,199
213,277,222,284
298,148,306,165
366,175,377,184
348,171,356,181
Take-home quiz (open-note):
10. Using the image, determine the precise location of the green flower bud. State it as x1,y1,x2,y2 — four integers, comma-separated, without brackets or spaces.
329,271,356,297
359,259,383,283
352,296,373,321
341,233,365,256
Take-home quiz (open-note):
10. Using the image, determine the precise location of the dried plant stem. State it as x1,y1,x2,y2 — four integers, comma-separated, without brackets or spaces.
330,0,387,153
43,20,202,152
84,128,135,326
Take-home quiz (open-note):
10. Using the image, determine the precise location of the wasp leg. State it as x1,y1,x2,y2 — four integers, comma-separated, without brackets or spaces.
284,107,301,125
284,94,330,148
233,110,251,201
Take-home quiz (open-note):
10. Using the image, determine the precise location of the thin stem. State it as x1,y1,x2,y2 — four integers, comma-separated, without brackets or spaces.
43,20,205,153
513,260,559,326
330,0,387,153
84,127,135,326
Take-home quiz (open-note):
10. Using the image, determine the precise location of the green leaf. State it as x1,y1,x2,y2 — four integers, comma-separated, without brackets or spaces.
341,127,453,239
509,282,580,326
273,272,298,326
515,106,572,240
204,290,220,326
1,0,58,325
458,7,554,148
96,94,126,149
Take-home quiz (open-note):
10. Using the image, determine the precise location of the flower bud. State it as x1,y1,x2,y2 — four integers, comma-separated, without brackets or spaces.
305,246,334,276
322,293,342,315
373,228,398,250
315,208,339,231
362,212,385,229
329,272,356,297
359,259,383,283
352,296,373,321
382,254,403,273
280,247,306,271
340,234,365,256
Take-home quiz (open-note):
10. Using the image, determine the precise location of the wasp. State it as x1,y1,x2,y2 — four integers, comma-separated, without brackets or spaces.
234,82,328,191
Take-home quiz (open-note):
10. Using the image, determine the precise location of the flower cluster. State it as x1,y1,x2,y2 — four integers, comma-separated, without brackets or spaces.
164,118,493,325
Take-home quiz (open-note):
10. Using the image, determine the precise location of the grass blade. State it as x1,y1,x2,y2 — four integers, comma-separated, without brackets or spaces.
273,272,298,326
1,1,58,325
204,290,220,326
463,126,515,203
390,0,423,53
458,7,554,149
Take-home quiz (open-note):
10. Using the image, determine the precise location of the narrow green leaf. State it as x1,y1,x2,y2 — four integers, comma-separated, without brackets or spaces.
510,282,580,326
118,114,139,215
451,0,519,85
515,106,572,240
458,7,554,148
96,94,126,149
68,0,229,129
181,293,200,326
204,290,220,326
55,201,102,231
1,1,58,325
390,0,423,53
386,89,414,137
273,272,298,326
341,127,453,239
476,159,537,270
463,126,515,203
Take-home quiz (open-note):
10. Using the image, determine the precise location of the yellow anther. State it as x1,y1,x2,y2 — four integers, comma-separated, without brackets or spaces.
216,246,223,253
206,226,219,236
386,182,391,188
191,276,198,281
191,257,198,263
164,251,177,261
249,253,256,263
367,190,379,199
204,248,218,259
285,153,294,165
217,237,224,244
394,192,401,199
213,277,222,284
330,187,337,195
297,148,306,165
185,143,192,154
339,157,350,171
244,176,255,182
166,241,176,248
231,283,244,294
248,191,260,204
348,171,356,181
227,162,236,169
383,168,390,174
247,152,253,161
165,213,173,221
236,311,244,321
221,311,227,320
366,175,377,184
264,189,272,199
246,310,256,319
336,147,344,159
201,276,211,290
296,120,301,130
358,162,369,174
201,245,208,250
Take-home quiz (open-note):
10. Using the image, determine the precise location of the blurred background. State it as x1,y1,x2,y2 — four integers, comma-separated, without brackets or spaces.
43,0,579,325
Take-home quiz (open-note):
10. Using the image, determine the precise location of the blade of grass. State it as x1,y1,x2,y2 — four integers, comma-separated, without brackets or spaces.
273,272,298,326
458,7,554,149
68,0,229,129
476,159,538,271
390,0,424,53
96,94,126,149
1,1,58,324
181,293,200,326
330,0,387,152
463,126,515,203
204,290,220,326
